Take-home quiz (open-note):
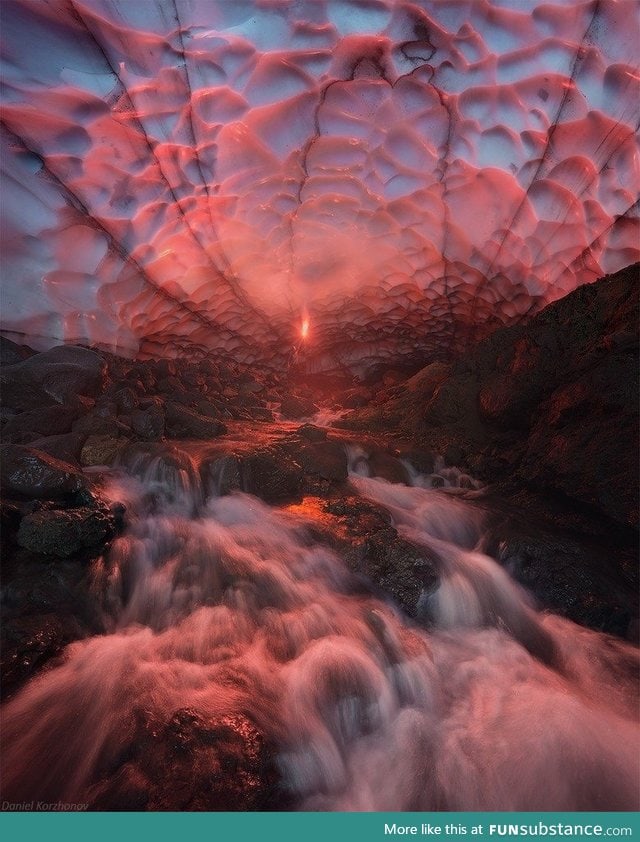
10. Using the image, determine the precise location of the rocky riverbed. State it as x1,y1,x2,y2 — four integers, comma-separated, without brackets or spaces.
0,265,638,810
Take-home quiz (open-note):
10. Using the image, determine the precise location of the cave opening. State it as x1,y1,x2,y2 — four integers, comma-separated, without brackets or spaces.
0,0,639,814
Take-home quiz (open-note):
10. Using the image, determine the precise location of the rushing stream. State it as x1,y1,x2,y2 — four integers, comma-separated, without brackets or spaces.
1,437,638,811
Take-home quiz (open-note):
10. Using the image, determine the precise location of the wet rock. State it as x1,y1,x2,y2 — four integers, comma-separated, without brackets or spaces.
342,386,372,409
399,448,436,475
101,708,279,811
29,432,87,466
281,440,348,483
321,497,438,618
279,394,318,419
444,444,465,467
241,449,303,503
113,386,138,413
72,410,123,439
195,399,224,418
1,613,85,701
298,423,327,442
348,528,439,618
157,375,187,396
426,372,483,432
2,404,84,441
1,549,106,699
246,406,274,422
80,435,125,467
182,369,206,390
17,505,115,558
165,402,227,440
0,336,34,366
0,445,88,499
518,353,639,528
131,405,165,441
0,345,106,411
154,359,177,380
200,454,242,498
238,379,263,396
368,451,411,485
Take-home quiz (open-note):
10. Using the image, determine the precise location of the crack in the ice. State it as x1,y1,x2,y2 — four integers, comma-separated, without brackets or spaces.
67,0,276,337
0,121,254,351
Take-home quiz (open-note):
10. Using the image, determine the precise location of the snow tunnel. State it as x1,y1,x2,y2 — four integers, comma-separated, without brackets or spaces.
1,0,638,373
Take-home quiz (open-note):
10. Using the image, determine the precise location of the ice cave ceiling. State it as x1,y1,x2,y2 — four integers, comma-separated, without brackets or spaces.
1,0,639,371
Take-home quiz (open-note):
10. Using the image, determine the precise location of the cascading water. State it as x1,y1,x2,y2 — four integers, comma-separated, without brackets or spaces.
1,441,638,811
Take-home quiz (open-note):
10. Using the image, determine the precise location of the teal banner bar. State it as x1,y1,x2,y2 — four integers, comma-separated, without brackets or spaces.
1,812,639,842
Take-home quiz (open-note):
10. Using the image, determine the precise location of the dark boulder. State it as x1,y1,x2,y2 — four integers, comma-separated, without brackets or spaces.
16,505,115,558
367,451,411,485
165,402,227,440
28,432,87,467
1,613,84,700
518,353,639,528
240,449,303,503
131,405,165,441
342,386,372,409
280,439,348,483
321,497,439,618
279,394,318,419
0,336,35,366
347,528,439,618
92,708,279,811
0,345,106,411
245,406,274,422
113,387,138,413
2,404,85,441
200,454,243,498
0,445,88,499
194,399,225,418
72,410,123,439
80,435,126,467
298,424,327,442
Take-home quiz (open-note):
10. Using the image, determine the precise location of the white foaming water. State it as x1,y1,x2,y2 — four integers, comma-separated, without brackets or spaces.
1,457,638,810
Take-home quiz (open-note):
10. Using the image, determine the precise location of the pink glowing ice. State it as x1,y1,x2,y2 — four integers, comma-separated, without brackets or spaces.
1,0,638,371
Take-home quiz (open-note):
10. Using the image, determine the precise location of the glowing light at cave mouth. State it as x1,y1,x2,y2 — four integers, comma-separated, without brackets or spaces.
0,0,638,372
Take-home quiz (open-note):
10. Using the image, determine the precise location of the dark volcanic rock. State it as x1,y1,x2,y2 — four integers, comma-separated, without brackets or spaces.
1,553,105,699
297,423,327,442
72,410,123,439
0,336,35,366
350,528,439,618
240,449,303,503
280,439,348,483
368,451,411,485
2,404,85,441
350,264,639,530
16,506,115,557
279,394,318,419
131,404,165,441
0,345,106,411
165,402,227,440
1,613,84,699
80,435,126,467
28,432,87,466
321,497,439,619
518,353,639,527
91,708,279,811
0,445,88,499
200,454,242,498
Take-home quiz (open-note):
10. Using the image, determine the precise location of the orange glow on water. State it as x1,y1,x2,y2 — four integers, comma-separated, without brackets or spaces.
300,317,310,340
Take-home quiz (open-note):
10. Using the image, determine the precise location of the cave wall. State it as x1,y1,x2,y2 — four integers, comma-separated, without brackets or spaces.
1,0,638,371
